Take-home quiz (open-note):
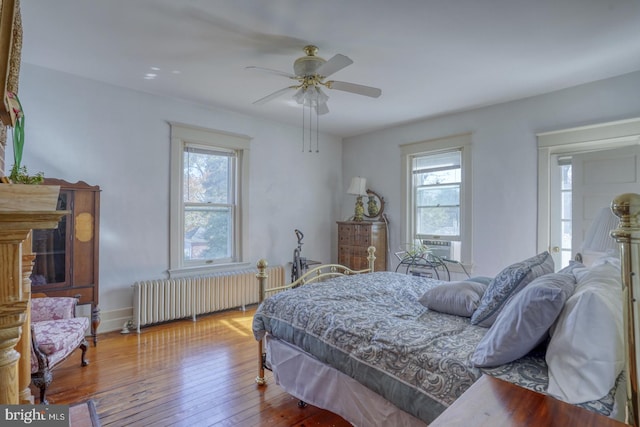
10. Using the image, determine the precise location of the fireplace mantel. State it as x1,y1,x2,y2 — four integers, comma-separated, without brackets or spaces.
0,210,65,403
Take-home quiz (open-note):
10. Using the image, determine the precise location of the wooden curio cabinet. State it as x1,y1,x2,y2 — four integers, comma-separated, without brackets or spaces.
337,221,386,272
30,179,100,344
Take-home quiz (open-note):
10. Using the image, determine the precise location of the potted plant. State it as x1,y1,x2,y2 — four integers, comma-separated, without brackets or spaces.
0,92,59,211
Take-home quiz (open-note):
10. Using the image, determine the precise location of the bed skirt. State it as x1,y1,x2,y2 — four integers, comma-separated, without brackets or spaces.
266,335,428,427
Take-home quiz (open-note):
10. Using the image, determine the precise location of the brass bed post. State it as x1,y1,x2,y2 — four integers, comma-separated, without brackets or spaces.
255,259,268,386
611,193,640,427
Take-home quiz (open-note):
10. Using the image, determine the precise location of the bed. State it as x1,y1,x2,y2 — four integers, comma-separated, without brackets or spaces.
252,194,640,426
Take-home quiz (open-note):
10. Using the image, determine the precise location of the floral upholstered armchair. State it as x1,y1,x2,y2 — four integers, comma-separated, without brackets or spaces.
30,296,89,404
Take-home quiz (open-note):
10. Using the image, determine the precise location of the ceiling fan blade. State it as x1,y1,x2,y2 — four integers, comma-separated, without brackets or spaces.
245,66,297,79
252,86,296,105
327,80,382,98
315,54,353,77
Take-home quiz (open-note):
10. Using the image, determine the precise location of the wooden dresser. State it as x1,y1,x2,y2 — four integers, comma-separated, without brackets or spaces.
430,375,629,427
337,221,386,271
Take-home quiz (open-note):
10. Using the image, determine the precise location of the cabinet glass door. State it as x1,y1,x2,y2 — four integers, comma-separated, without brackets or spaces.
31,192,68,286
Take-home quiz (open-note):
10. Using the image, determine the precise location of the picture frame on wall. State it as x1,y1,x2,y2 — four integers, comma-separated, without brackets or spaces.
0,0,18,126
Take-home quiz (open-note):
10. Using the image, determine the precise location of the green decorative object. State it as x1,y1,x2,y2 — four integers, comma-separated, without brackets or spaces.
354,196,365,221
364,189,385,220
6,92,44,184
367,195,379,217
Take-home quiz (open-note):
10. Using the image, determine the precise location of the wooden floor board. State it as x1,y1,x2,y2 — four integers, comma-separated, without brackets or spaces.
37,307,350,426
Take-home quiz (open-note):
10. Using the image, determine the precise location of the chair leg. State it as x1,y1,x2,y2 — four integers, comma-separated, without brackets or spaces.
32,369,53,405
80,339,89,367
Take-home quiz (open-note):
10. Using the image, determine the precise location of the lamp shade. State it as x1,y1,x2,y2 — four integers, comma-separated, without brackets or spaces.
347,177,367,196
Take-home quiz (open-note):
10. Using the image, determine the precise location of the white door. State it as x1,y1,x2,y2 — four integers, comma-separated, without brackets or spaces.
572,145,640,259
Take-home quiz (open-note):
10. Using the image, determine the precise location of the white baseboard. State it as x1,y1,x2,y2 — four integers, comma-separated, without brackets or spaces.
76,305,134,335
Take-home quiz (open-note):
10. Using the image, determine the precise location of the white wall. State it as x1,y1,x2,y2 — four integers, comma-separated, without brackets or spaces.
13,64,343,329
342,71,640,277
12,65,640,329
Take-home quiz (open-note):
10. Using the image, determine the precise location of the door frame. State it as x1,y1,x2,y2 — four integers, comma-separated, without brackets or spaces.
537,117,640,256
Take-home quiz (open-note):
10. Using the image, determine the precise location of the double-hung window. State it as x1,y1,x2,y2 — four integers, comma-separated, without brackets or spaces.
169,123,250,276
412,150,461,240
401,133,472,265
183,146,236,263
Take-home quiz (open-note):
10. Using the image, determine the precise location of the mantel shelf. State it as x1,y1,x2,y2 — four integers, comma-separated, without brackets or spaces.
0,211,69,231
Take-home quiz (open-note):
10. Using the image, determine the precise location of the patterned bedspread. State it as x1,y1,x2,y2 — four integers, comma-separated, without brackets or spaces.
252,271,618,423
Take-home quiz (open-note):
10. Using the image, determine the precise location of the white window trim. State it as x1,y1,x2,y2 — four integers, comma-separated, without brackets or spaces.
536,117,640,256
401,133,473,267
169,122,251,278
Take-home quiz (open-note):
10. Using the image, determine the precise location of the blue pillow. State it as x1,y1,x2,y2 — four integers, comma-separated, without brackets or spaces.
471,272,576,367
470,251,554,327
419,281,488,317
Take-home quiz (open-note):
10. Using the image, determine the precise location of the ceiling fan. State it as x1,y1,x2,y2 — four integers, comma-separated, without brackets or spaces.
247,45,382,115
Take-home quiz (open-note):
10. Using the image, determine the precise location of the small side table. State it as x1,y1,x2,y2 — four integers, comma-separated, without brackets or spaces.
430,375,628,427
395,251,450,280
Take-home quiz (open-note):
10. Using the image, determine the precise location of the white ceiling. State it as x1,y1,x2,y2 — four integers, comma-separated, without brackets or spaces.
19,0,640,138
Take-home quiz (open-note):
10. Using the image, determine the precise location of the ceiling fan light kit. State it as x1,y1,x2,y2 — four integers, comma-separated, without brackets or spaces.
293,45,326,76
247,45,382,153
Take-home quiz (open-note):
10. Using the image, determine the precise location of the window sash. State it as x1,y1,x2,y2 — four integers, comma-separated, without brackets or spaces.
183,204,234,264
184,146,236,205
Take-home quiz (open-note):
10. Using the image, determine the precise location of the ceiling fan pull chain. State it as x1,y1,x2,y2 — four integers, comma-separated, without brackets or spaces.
301,105,306,152
308,103,313,153
316,107,320,153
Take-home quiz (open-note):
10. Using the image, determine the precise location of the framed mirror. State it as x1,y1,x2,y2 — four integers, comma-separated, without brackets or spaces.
364,189,385,220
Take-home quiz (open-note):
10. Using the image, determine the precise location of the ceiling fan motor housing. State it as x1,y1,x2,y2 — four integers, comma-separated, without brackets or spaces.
294,45,326,76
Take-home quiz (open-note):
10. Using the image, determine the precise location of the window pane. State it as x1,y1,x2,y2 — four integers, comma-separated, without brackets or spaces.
414,151,460,170
416,206,460,236
561,191,572,220
414,168,461,185
416,185,460,207
561,220,572,249
184,150,232,204
561,164,572,190
184,206,232,261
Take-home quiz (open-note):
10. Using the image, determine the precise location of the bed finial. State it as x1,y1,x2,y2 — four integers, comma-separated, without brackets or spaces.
611,193,640,229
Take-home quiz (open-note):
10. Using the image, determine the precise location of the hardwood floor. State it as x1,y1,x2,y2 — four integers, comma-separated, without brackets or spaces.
35,307,351,427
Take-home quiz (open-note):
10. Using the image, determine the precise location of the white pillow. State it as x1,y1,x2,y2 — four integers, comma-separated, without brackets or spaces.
545,261,623,404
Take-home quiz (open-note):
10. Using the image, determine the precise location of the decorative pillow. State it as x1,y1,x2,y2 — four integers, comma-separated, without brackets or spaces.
471,251,554,327
546,261,623,404
471,272,576,367
419,281,488,317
